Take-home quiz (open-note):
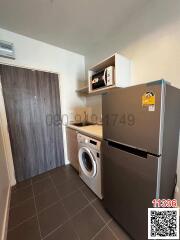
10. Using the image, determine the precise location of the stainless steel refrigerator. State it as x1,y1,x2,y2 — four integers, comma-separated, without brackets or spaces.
102,80,180,240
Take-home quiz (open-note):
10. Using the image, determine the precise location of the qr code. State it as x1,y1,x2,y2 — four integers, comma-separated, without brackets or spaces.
148,208,179,239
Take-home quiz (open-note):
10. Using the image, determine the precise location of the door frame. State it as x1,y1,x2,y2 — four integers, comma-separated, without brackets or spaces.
0,79,15,185
0,63,65,185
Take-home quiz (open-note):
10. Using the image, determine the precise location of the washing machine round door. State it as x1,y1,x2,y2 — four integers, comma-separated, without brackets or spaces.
78,147,97,178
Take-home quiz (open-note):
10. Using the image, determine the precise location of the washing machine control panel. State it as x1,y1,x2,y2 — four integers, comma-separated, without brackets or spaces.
77,133,101,151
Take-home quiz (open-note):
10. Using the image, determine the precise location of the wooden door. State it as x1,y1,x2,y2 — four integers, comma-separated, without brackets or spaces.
0,64,64,182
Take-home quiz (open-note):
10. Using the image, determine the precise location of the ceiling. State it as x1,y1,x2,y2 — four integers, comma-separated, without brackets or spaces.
0,0,148,56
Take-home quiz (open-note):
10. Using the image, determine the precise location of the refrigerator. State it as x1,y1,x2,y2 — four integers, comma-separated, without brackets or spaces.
102,80,180,240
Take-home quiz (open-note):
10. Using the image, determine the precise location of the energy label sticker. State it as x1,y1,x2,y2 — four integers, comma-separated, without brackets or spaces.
142,92,155,111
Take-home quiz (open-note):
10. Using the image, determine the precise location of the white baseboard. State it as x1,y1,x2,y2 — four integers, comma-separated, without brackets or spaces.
1,186,11,240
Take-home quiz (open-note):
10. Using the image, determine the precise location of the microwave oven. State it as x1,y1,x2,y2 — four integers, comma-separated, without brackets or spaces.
91,66,114,90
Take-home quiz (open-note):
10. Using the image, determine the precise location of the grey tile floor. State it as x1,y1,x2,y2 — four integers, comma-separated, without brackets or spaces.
7,165,131,240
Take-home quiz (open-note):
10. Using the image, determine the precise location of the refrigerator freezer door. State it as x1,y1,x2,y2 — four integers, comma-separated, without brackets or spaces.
102,81,164,155
102,140,158,240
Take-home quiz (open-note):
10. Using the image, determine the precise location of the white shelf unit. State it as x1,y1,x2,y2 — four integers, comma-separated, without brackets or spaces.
76,86,88,95
88,53,131,94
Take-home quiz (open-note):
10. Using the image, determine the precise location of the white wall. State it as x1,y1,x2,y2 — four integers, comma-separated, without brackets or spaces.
85,0,180,203
86,95,102,122
86,1,180,88
0,28,86,183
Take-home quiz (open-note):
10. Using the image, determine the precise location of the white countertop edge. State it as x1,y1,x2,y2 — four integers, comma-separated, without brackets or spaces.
67,124,103,140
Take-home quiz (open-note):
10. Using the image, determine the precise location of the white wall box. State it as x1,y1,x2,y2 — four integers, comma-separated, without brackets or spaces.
88,53,131,94
0,41,15,59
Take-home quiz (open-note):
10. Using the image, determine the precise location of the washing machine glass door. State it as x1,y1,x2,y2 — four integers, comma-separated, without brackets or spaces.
79,147,97,178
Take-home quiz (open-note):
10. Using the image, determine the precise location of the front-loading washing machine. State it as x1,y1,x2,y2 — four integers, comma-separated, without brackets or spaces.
77,133,103,199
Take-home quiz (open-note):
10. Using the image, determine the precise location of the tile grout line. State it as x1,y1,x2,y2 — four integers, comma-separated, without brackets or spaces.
48,174,70,216
11,183,32,194
10,168,119,240
30,188,85,216
8,188,95,238
31,179,43,240
17,174,86,217
42,175,98,240
79,187,114,240
88,196,118,239
44,174,80,240
42,222,68,240
89,198,109,224
38,199,60,214
106,223,120,240
9,170,81,236
79,185,121,240
41,200,93,240
49,173,80,200
10,179,33,209
32,176,51,185
79,187,97,206
8,214,37,232
10,196,34,210
12,175,50,194
10,179,76,220
11,169,117,240
10,176,52,210
90,218,113,240
49,172,88,240
10,176,60,212
8,179,34,232
12,185,64,216
49,172,89,214
48,173,82,240
89,197,120,240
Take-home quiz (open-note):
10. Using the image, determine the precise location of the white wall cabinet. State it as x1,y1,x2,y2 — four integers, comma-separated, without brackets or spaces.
88,53,131,94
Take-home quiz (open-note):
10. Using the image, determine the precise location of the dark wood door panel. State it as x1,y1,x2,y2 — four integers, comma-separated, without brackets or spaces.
0,65,64,182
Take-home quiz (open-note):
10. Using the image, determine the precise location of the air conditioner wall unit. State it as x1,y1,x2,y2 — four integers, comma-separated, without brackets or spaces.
0,40,15,59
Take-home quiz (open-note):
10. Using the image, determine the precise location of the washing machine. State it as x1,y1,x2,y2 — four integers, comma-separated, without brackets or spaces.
77,133,103,199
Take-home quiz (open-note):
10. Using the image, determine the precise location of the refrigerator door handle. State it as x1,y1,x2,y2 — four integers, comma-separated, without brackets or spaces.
107,140,148,159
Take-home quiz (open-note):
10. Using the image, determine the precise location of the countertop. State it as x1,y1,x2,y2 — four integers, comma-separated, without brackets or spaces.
67,124,103,140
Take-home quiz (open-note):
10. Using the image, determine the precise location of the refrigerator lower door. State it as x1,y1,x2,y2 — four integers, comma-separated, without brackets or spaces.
102,81,164,155
102,140,159,240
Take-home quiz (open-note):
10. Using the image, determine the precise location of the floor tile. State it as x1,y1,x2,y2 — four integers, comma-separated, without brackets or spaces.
33,177,53,196
51,169,78,187
62,164,79,178
12,179,32,193
8,165,112,240
81,185,97,202
31,171,50,183
7,217,40,240
38,201,68,237
62,190,89,217
93,227,117,240
10,185,33,208
55,178,81,199
92,199,111,223
35,188,59,212
44,222,78,240
72,175,85,188
71,205,104,240
8,198,36,230
50,171,69,186
108,220,132,240
48,166,65,175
